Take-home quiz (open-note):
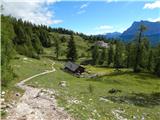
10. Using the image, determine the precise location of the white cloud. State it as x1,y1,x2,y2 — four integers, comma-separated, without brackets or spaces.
144,0,160,9
77,2,89,15
2,0,63,25
148,17,160,22
80,3,88,9
77,10,86,14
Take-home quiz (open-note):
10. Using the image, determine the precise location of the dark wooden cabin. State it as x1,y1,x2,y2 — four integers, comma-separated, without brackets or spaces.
64,61,85,75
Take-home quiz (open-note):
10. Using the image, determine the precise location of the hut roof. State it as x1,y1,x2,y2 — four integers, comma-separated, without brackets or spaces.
65,61,80,72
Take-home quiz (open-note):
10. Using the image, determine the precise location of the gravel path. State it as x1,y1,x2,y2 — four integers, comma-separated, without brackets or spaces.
5,62,74,120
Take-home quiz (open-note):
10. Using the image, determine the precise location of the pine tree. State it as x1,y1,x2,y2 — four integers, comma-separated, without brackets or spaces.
134,25,147,72
92,45,99,65
140,38,150,69
39,29,51,47
126,43,132,68
154,45,160,76
147,50,153,71
67,35,77,62
108,44,114,67
1,15,16,86
154,57,160,77
31,33,43,55
54,34,60,60
99,48,107,65
114,42,123,68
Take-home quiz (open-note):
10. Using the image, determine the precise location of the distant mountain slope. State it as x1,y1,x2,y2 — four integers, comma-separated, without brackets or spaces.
120,21,160,45
103,32,121,39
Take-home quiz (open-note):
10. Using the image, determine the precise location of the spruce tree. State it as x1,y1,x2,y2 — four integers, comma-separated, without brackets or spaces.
147,50,153,71
154,45,160,76
114,42,123,68
92,45,99,65
108,44,114,67
126,43,132,68
67,35,77,62
134,25,147,72
99,48,107,65
54,34,60,60
1,15,15,86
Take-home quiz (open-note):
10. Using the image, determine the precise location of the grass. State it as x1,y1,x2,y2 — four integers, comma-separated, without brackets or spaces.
2,55,53,103
44,34,92,60
24,59,160,120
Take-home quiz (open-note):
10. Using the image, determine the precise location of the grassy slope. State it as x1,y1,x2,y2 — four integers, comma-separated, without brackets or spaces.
24,59,160,120
47,33,92,60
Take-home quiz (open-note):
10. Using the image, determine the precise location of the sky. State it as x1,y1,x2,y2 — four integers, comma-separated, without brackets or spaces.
2,0,160,35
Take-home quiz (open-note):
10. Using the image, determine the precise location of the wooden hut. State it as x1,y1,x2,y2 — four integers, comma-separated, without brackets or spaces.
64,61,85,75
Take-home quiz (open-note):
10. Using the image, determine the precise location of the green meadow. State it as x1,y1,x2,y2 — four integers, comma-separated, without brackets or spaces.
11,56,158,120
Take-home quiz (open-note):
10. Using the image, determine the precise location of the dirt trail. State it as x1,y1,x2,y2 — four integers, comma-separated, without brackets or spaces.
5,62,74,120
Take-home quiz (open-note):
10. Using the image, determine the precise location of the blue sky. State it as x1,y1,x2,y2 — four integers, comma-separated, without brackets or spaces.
3,0,160,35
49,0,160,34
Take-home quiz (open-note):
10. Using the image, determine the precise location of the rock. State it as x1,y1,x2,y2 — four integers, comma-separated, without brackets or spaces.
58,81,67,87
1,91,5,95
108,88,121,94
99,97,112,103
1,98,5,103
1,104,7,109
15,93,20,97
6,104,13,108
23,57,28,60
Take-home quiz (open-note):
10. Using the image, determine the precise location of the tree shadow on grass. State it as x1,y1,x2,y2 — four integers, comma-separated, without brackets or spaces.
103,92,160,107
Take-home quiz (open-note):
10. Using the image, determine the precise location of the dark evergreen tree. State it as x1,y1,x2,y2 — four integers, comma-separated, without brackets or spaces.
31,33,43,54
54,34,60,59
114,42,123,68
1,15,16,86
147,50,153,71
126,43,132,68
134,25,147,72
154,45,160,76
108,44,114,66
92,45,100,65
67,35,77,62
99,48,107,65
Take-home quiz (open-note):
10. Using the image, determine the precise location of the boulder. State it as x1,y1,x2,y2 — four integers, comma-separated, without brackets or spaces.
58,81,67,87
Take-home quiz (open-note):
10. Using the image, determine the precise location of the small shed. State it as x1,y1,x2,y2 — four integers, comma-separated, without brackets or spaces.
64,61,85,75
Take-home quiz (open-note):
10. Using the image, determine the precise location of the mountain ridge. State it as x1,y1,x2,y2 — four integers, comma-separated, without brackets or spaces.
101,20,160,45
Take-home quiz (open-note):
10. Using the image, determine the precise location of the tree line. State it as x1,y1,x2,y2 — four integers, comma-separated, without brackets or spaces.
91,25,160,76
